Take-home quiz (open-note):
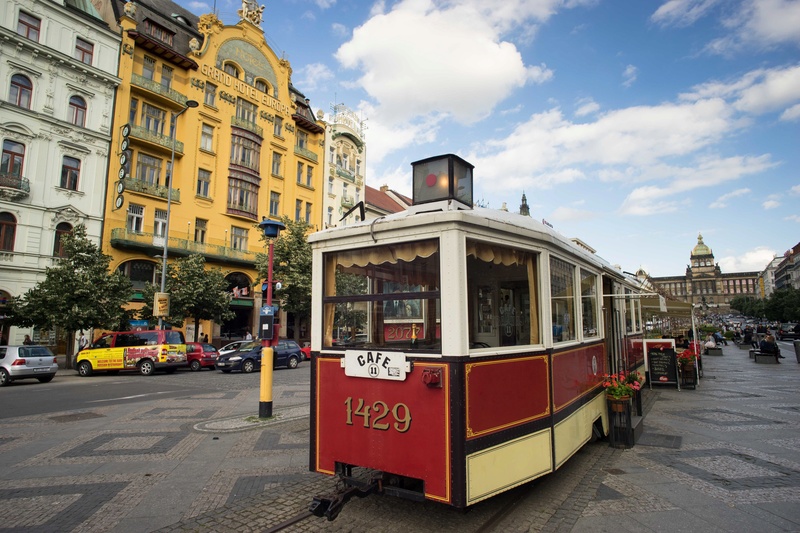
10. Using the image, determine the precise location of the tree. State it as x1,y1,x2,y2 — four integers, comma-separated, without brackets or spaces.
255,217,313,339
138,254,235,340
8,225,133,368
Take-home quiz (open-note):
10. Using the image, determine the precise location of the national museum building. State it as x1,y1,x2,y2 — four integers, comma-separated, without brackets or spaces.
649,234,759,316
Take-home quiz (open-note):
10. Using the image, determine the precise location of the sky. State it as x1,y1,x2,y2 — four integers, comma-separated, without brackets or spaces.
175,0,800,278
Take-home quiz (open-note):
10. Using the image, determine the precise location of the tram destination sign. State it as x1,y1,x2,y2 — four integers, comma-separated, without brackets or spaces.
342,350,411,381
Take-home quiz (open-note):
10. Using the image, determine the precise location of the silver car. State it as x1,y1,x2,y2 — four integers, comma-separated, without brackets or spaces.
0,345,59,386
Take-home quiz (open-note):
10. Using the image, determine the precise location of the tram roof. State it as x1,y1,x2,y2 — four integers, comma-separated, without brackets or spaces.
310,201,628,281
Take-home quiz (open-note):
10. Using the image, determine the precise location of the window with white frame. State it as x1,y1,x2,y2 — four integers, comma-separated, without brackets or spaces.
295,200,302,221
296,130,308,150
201,124,214,151
305,202,312,223
196,168,211,197
271,152,282,176
296,162,303,183
142,102,165,134
127,204,144,233
230,226,248,250
194,218,207,243
142,56,156,80
269,191,280,216
306,165,313,187
154,209,167,238
9,74,32,109
204,82,216,106
550,256,576,343
580,270,598,338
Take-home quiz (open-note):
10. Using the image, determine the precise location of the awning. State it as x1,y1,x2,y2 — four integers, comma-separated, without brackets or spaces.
640,296,694,318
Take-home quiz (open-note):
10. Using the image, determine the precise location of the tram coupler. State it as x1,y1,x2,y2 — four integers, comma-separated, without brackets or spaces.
309,478,380,521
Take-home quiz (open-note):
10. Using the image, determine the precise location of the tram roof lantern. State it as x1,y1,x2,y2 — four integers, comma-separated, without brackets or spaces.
411,154,473,208
259,218,286,239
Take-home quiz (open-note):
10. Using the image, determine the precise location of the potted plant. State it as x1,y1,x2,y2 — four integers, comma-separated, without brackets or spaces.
602,371,641,402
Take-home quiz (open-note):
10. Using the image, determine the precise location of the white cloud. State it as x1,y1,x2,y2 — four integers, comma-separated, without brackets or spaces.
331,22,348,38
315,0,337,8
708,187,751,208
781,103,800,121
549,205,598,222
336,1,552,126
651,0,720,27
574,98,600,117
762,199,780,209
293,62,335,93
717,247,777,272
622,65,638,88
791,184,800,195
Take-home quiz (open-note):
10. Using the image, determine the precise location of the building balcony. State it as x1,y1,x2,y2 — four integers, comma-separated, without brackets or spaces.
336,166,355,182
0,172,30,200
226,202,259,221
129,124,184,154
123,177,180,202
231,116,263,137
131,73,191,107
110,228,256,267
341,195,354,208
294,145,318,163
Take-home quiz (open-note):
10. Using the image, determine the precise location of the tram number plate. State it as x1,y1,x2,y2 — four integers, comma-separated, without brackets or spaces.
342,350,410,381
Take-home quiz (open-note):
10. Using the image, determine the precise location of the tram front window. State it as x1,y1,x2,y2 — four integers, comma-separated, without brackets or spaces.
466,240,540,349
322,239,441,351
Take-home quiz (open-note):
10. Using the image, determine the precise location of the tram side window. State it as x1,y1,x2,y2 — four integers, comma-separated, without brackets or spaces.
581,269,599,338
322,239,441,352
466,241,539,348
550,256,576,343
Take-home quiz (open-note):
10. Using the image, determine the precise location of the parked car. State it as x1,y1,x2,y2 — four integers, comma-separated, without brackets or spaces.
218,340,250,356
186,342,219,371
75,329,186,376
0,345,59,387
777,323,799,341
300,345,311,361
216,340,303,373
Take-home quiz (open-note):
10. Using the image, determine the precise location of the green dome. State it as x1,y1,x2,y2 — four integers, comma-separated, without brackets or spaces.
692,233,712,256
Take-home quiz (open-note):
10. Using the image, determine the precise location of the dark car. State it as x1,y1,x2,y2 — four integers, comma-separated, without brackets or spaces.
186,342,219,371
216,340,303,373
777,323,799,341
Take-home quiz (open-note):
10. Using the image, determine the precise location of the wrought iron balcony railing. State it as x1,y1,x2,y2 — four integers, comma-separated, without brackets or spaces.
123,177,180,202
0,172,30,200
129,124,184,153
131,73,191,107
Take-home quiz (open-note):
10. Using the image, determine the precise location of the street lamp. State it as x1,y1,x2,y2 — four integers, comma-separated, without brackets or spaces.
258,217,285,418
157,99,198,329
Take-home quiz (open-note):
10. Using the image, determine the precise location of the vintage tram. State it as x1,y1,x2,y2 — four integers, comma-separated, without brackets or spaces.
309,154,645,511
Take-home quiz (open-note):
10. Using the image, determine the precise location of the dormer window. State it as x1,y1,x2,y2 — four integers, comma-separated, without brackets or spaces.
224,63,240,79
144,19,174,46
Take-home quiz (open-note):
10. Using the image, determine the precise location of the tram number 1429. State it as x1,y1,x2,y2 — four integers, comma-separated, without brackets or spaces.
344,397,412,433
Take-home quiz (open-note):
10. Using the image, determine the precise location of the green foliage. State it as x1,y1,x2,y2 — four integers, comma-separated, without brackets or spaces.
730,288,800,322
139,254,235,340
8,225,132,360
255,217,313,317
334,272,368,336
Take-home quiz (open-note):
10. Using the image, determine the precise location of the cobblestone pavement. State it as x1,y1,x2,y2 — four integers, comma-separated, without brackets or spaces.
1,343,799,532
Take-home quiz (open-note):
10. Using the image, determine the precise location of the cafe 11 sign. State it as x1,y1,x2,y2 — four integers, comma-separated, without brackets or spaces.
342,350,411,381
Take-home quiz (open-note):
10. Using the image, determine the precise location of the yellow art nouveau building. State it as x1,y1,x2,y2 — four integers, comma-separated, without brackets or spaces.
103,0,324,340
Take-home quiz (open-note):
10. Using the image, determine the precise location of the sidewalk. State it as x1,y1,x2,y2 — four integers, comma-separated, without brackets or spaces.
2,342,799,532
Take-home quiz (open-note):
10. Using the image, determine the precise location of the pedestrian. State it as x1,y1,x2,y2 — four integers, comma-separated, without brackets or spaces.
78,332,88,351
23,334,33,345
203,333,209,343
759,334,784,363
245,330,253,340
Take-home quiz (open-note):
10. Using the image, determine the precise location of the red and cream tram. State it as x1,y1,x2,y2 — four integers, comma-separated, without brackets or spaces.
309,154,645,510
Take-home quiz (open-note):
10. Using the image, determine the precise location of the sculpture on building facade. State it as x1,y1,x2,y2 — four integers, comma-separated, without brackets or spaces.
238,0,266,26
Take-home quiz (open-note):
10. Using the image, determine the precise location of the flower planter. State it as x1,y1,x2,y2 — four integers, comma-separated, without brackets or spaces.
606,395,630,412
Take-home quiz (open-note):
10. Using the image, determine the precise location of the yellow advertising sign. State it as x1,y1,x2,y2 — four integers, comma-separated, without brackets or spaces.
154,292,170,317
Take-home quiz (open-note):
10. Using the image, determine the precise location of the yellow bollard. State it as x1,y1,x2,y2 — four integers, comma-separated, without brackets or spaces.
259,346,274,418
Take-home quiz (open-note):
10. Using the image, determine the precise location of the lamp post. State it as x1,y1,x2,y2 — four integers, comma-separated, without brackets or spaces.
157,99,198,329
258,217,285,418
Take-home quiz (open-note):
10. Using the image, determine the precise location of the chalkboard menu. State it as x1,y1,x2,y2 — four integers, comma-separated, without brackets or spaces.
648,347,678,387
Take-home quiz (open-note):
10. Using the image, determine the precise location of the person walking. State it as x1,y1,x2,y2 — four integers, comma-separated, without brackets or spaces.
23,334,33,345
78,332,88,352
759,334,784,363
